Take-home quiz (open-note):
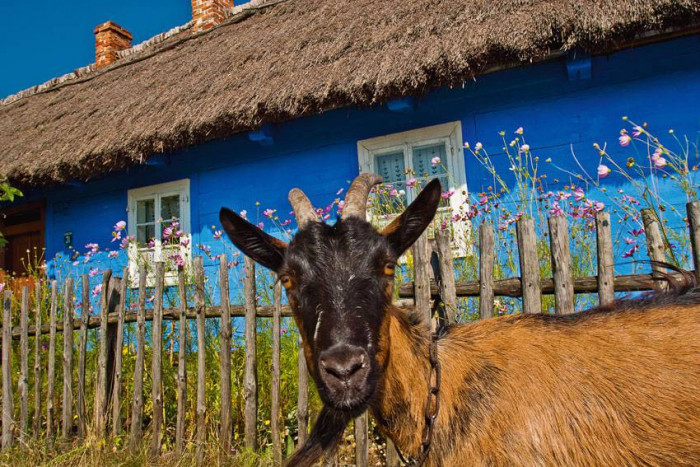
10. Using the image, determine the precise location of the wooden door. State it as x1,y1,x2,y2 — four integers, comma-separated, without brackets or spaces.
0,201,45,280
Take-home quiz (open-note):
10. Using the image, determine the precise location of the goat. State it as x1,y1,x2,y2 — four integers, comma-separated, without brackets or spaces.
220,174,700,466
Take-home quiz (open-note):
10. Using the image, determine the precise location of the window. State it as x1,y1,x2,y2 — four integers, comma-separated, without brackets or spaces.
357,122,468,255
127,179,191,286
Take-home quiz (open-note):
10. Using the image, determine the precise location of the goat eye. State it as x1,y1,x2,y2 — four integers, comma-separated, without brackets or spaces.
383,263,396,276
280,275,293,290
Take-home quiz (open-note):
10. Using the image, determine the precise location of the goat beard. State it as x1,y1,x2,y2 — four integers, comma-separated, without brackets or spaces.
285,405,354,467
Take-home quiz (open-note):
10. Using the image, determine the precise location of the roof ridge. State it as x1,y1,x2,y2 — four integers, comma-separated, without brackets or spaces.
1,0,288,106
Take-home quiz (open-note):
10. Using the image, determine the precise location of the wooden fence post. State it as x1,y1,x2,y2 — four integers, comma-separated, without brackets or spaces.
77,275,89,439
111,272,127,438
61,277,74,441
686,202,700,281
478,223,495,320
297,334,309,446
175,267,188,454
354,411,369,467
271,277,282,466
434,229,457,325
516,217,542,314
32,285,43,438
2,290,14,449
386,438,401,467
19,286,29,442
641,209,668,292
46,280,58,441
595,212,615,306
129,266,147,453
194,257,207,464
219,255,232,452
412,233,432,326
548,215,574,315
150,263,165,457
244,257,258,451
94,270,112,437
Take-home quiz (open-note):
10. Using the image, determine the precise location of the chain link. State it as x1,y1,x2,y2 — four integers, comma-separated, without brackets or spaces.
395,333,441,466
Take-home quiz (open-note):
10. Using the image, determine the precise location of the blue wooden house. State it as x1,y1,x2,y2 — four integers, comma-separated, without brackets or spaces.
1,0,699,290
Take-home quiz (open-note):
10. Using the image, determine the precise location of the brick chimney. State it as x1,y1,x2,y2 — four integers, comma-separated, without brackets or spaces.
94,21,133,69
191,0,233,33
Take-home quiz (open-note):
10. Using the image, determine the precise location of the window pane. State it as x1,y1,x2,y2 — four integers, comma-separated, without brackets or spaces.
412,143,449,207
161,195,181,222
375,151,406,185
136,199,155,224
412,143,447,179
137,224,155,245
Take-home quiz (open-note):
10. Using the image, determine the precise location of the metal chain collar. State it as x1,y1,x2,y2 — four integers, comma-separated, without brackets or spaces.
395,332,441,466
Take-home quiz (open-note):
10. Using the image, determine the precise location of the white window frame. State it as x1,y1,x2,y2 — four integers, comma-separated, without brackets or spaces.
357,121,469,256
127,179,192,287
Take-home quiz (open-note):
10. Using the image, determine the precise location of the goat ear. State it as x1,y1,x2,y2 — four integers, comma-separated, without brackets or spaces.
381,178,442,256
219,207,287,271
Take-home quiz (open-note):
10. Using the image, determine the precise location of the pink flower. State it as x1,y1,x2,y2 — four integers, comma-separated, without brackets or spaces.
440,189,455,199
89,267,100,277
632,126,643,137
630,228,644,237
170,253,186,268
92,284,103,298
213,230,223,240
180,237,190,247
549,202,564,217
431,156,441,167
406,178,417,188
162,226,173,240
114,220,126,231
239,210,248,220
573,187,585,202
624,237,636,245
515,127,524,135
619,134,631,147
622,244,639,258
85,243,99,254
120,235,134,249
389,189,399,198
597,165,611,178
147,238,156,249
263,209,276,218
280,219,292,226
336,188,344,195
474,142,483,151
257,222,264,229
108,251,119,259
653,156,667,168
520,144,530,153
111,231,122,243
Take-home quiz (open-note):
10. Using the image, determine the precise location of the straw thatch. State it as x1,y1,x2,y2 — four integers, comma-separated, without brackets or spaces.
1,0,699,187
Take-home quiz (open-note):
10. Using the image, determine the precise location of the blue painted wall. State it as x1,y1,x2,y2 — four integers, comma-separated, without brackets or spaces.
18,34,700,305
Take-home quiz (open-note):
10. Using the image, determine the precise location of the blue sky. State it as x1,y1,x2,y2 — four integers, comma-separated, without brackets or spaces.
0,1,192,98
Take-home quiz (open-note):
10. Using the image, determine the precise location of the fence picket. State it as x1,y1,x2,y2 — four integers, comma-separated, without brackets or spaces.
46,280,58,441
150,263,165,457
298,333,309,446
412,233,432,325
32,285,42,438
2,290,14,449
517,217,542,314
686,202,700,281
479,223,495,320
219,255,232,451
595,212,615,306
434,229,457,325
386,439,400,467
641,209,668,292
19,286,29,441
272,277,282,466
111,271,127,437
175,267,188,454
61,277,74,441
94,269,112,437
354,411,369,467
77,275,89,439
548,215,575,315
194,257,207,463
129,266,147,452
244,257,258,451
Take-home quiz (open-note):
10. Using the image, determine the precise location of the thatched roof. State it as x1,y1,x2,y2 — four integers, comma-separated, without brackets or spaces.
2,0,699,188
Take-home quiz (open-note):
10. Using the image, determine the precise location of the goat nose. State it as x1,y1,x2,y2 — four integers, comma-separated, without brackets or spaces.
319,345,368,384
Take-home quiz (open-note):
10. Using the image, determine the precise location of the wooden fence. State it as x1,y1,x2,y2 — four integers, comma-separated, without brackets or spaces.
1,203,700,465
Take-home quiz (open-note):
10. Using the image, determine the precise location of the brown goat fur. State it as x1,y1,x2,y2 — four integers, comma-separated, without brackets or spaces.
373,289,700,465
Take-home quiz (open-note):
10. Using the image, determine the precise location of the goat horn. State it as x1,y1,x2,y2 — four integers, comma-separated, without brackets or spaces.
342,173,383,220
288,188,319,229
